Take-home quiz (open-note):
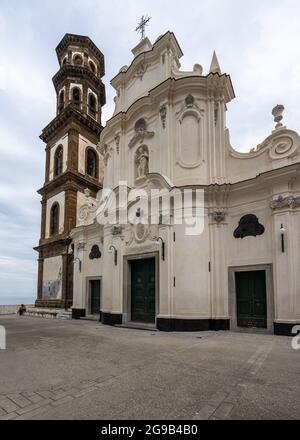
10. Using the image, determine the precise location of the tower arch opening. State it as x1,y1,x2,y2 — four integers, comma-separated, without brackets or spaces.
86,147,98,179
50,202,60,236
54,145,63,177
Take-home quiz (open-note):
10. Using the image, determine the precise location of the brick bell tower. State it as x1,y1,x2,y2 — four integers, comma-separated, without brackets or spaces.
34,34,105,308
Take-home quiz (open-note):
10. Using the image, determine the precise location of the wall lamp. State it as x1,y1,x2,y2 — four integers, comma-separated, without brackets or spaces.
280,224,286,253
73,257,82,272
153,236,165,261
109,245,118,266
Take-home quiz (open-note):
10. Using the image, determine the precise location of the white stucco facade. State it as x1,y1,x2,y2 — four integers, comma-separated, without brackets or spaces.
70,32,300,335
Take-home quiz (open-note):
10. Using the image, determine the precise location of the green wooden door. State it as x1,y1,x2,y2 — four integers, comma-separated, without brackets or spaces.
235,270,267,328
90,280,101,315
131,258,155,323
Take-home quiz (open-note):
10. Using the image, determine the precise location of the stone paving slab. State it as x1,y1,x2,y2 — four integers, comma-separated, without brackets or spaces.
0,315,299,420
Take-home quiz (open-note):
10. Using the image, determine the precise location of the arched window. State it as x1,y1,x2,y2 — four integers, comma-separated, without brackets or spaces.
58,90,64,112
50,203,60,236
54,145,63,177
73,54,83,65
89,61,96,73
88,93,96,117
86,148,98,178
72,87,81,108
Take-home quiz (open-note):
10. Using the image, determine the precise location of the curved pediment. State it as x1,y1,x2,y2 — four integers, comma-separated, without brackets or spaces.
228,127,300,161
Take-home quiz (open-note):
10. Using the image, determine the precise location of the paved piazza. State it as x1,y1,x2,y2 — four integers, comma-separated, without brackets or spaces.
0,315,299,420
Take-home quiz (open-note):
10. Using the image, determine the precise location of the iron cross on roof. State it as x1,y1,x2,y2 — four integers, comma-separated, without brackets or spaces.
135,15,151,41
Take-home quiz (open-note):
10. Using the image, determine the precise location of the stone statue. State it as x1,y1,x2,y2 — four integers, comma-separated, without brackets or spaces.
136,146,149,178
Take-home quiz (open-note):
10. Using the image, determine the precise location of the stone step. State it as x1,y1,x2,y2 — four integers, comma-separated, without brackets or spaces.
57,311,72,320
24,308,72,320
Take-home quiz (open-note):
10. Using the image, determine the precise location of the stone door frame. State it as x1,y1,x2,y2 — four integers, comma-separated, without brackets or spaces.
123,251,159,325
228,264,274,333
86,276,102,316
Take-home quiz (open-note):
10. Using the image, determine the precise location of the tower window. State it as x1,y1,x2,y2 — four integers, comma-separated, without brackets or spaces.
88,93,97,118
89,61,96,73
86,148,98,179
54,145,63,177
50,203,60,235
62,57,67,66
74,54,83,65
72,87,81,108
58,90,64,112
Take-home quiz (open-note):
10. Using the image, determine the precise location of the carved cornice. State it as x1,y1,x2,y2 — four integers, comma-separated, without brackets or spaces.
34,236,71,254
40,104,103,143
52,65,105,103
37,170,102,197
270,195,300,210
206,72,235,101
105,74,234,136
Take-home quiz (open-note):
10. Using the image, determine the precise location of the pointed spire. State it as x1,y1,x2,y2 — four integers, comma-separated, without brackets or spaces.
209,50,221,74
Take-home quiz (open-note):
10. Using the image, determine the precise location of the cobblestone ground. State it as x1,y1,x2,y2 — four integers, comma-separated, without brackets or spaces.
0,315,299,420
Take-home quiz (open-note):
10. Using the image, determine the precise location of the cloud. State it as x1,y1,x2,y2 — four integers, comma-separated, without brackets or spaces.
0,0,300,302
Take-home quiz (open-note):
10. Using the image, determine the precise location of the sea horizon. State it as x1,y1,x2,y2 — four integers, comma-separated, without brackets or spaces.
0,296,35,306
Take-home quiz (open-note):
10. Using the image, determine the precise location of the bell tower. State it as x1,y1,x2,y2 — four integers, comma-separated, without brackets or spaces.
34,34,106,308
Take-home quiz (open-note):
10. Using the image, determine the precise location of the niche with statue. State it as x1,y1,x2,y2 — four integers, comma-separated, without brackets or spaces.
135,145,149,181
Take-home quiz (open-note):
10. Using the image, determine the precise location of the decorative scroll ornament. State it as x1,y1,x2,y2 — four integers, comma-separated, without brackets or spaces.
125,223,158,246
214,102,219,126
135,223,147,242
270,195,300,210
114,134,120,154
111,225,123,236
134,63,148,80
97,143,113,166
89,245,101,260
78,189,98,226
241,128,300,160
176,95,205,119
160,104,167,129
77,242,86,251
211,211,226,223
128,118,154,148
234,214,265,239
185,94,195,107
268,134,298,160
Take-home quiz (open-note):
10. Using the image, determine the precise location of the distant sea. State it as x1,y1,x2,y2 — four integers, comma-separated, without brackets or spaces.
0,296,35,305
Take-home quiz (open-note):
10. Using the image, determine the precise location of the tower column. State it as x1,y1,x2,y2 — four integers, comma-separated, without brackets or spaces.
34,33,105,309
37,257,44,300
67,129,79,172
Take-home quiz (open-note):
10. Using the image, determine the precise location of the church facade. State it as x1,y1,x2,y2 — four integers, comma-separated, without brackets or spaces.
36,32,300,335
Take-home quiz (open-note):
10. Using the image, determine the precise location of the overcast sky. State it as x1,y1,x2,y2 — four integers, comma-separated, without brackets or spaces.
0,0,300,303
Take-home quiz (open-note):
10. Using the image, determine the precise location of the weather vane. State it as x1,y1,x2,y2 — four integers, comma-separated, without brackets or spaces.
135,15,151,41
